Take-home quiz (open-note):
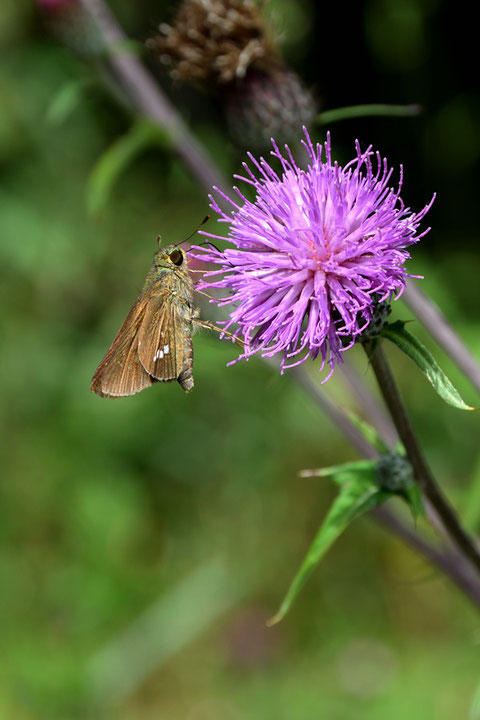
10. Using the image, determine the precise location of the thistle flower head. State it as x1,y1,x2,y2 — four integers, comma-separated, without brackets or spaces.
192,129,434,380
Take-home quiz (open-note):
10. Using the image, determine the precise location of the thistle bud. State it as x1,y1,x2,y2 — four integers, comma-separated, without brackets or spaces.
358,298,392,343
147,0,316,149
376,453,414,492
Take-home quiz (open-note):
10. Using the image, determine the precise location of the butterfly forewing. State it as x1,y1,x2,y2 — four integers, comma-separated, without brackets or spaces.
137,294,185,382
90,298,153,397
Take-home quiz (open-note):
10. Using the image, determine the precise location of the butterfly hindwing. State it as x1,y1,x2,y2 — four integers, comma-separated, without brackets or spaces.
137,293,186,382
90,298,153,398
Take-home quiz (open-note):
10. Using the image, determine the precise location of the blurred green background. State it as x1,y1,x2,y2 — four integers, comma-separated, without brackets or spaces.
1,1,479,718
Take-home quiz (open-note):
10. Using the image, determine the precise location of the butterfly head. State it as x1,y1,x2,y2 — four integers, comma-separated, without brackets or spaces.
153,244,187,270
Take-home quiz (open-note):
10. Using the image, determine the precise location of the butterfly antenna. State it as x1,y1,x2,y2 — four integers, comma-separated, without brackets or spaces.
196,239,221,253
175,214,210,247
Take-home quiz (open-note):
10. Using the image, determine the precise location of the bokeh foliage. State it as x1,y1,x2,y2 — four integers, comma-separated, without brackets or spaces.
1,1,479,718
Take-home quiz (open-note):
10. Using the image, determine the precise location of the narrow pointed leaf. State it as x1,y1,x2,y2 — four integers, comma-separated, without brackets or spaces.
403,484,425,521
269,484,392,625
299,460,377,482
45,79,86,126
381,321,475,410
344,408,391,454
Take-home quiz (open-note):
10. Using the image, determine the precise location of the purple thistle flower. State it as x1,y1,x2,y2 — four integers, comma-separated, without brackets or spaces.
192,129,434,380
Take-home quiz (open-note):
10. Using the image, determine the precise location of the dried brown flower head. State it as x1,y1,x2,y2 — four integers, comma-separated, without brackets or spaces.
147,0,279,84
148,0,317,150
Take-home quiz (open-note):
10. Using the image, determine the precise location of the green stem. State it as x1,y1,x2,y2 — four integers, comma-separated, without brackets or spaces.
366,342,480,576
318,103,422,125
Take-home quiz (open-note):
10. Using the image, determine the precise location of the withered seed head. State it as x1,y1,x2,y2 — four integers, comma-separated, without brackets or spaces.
224,68,316,150
147,0,280,85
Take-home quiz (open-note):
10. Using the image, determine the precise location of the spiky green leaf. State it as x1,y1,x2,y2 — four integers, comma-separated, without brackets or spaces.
343,408,391,454
403,484,425,521
299,460,377,484
269,482,391,625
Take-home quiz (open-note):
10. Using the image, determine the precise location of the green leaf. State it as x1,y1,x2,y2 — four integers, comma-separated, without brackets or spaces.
470,678,480,720
403,484,425,521
269,482,392,625
461,453,480,531
317,103,422,125
299,460,377,484
343,408,391,454
87,119,172,215
381,321,475,411
45,79,87,126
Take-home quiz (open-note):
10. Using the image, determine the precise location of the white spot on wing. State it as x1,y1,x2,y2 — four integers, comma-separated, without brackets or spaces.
153,349,164,361
164,344,170,355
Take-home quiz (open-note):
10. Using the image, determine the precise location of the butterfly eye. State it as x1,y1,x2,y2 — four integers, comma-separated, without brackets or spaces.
169,249,184,266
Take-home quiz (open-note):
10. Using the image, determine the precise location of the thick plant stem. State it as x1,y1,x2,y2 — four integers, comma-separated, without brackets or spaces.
367,341,480,575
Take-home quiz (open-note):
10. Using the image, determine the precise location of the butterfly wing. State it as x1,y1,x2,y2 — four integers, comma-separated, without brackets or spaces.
137,292,187,383
90,297,154,398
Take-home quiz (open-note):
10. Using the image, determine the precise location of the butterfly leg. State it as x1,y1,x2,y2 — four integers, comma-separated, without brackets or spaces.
193,319,245,348
193,288,218,302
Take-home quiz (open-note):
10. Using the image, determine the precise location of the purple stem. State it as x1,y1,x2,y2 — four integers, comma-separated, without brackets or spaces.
339,359,397,449
373,506,480,608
